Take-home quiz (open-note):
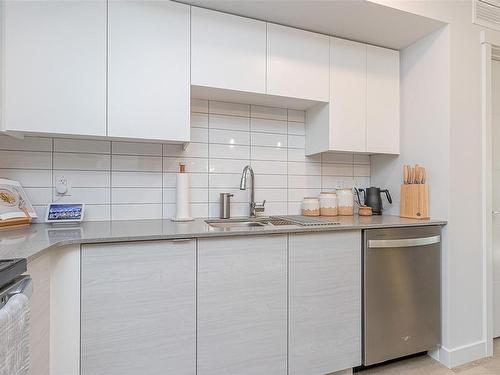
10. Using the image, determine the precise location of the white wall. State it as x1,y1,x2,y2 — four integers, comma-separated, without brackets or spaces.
0,100,370,221
371,0,496,367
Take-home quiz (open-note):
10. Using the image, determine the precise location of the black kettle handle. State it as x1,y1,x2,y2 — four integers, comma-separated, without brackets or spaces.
381,189,392,204
354,188,365,205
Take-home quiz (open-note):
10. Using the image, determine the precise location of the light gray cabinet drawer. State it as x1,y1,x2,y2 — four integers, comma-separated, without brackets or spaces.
81,240,196,375
197,235,287,375
289,231,362,375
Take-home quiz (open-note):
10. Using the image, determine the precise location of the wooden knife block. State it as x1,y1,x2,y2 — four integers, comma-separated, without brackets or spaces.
400,184,429,220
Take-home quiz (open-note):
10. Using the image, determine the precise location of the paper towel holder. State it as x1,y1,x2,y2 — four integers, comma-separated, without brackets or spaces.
171,163,194,222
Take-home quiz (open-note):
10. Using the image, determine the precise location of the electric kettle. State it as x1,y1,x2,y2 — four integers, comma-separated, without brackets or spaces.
355,187,392,215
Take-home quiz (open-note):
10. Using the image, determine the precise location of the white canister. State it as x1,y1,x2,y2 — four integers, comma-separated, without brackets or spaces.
337,188,354,216
302,197,320,216
319,192,338,216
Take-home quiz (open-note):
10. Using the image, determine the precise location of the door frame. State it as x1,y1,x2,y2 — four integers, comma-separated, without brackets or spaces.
481,29,500,357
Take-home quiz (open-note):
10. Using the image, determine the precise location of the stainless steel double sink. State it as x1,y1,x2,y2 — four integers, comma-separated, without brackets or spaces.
205,217,293,229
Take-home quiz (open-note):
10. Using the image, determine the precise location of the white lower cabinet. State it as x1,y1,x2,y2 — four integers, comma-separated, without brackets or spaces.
288,231,362,375
197,235,288,375
80,240,196,375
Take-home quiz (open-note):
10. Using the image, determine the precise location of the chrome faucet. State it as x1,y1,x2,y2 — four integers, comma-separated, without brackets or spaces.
240,165,266,217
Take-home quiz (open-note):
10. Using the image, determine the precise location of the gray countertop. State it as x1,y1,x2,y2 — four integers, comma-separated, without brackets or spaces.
0,215,446,262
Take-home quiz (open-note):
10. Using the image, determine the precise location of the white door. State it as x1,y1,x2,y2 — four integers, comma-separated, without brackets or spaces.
266,23,329,102
191,7,266,94
4,0,106,136
107,0,190,141
492,60,500,338
366,45,400,154
330,37,367,153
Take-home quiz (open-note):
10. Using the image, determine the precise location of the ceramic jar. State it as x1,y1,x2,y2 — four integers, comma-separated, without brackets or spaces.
302,197,320,216
319,192,338,216
337,188,354,216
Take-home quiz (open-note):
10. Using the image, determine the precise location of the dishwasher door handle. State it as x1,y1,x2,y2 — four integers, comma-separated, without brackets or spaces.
368,235,441,249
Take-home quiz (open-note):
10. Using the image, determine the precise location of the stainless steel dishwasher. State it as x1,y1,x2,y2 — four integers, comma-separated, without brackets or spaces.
363,226,441,366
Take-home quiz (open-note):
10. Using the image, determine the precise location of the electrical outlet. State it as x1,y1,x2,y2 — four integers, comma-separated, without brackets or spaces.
55,176,69,195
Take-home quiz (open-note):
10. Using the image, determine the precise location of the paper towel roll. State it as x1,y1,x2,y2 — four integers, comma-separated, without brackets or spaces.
173,173,193,221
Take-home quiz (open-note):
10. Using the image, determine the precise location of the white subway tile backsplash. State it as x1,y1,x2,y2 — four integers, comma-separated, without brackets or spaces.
354,164,371,177
210,144,250,160
24,187,52,205
55,139,110,154
251,146,287,161
163,143,209,158
54,153,109,171
191,99,209,113
1,100,369,221
288,175,321,189
209,159,249,174
112,187,162,204
354,154,370,164
209,129,249,146
209,114,250,131
112,204,163,220
191,127,209,143
1,150,52,169
0,169,52,187
55,170,110,188
55,187,110,205
287,135,305,149
0,135,52,152
287,109,306,123
254,188,287,202
287,162,321,176
250,105,287,121
210,101,250,117
250,160,287,175
287,122,305,136
322,163,354,177
191,113,209,128
209,173,242,189
112,171,162,188
83,205,111,221
251,132,287,148
322,152,354,164
288,148,321,163
163,157,208,173
112,141,162,156
112,155,162,172
250,118,287,134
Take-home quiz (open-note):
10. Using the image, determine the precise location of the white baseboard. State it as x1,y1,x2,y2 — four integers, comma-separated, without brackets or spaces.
430,340,488,368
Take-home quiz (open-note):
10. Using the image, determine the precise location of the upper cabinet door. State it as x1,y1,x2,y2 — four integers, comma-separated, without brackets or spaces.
330,37,367,153
108,0,190,141
366,45,400,154
3,0,106,136
267,24,329,102
191,7,266,94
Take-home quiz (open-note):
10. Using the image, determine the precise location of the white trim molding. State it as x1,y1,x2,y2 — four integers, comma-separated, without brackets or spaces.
433,341,488,368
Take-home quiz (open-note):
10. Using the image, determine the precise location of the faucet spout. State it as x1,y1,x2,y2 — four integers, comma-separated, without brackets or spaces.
240,165,265,217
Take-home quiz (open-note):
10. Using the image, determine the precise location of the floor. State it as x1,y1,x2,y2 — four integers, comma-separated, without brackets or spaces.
361,339,500,374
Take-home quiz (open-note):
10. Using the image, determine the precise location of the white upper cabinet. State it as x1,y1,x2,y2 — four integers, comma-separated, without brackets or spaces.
266,24,329,102
191,7,266,94
107,0,190,141
306,38,399,155
330,37,367,153
366,45,400,154
3,0,106,136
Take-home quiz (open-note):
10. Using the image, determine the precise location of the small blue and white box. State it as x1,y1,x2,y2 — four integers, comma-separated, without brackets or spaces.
45,203,85,223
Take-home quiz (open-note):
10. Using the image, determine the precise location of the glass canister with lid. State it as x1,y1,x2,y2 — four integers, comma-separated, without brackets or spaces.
302,197,320,216
319,191,338,216
337,188,354,216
